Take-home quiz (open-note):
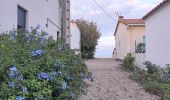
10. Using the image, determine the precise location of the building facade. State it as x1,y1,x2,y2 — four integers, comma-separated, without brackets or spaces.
114,16,145,60
0,0,70,44
70,21,81,51
143,0,170,67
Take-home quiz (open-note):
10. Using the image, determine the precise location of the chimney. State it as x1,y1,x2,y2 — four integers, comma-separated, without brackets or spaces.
119,16,124,19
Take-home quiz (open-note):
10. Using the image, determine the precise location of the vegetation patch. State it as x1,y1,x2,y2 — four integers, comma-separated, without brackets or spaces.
129,61,170,100
123,53,135,71
0,28,89,99
76,19,101,59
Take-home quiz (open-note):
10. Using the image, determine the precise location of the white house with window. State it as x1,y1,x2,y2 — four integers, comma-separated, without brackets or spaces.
143,0,170,67
0,0,70,42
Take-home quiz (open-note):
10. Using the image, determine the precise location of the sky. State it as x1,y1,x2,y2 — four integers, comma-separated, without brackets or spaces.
70,0,163,58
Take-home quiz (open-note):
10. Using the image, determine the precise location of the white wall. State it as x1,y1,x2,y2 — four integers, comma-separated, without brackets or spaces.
0,0,62,39
115,23,128,60
145,1,170,67
70,22,81,50
133,53,145,69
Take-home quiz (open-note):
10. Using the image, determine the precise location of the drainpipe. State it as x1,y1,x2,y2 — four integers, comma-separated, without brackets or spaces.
130,24,133,53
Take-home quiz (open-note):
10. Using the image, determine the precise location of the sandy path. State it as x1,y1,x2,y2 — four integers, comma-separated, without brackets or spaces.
79,59,160,100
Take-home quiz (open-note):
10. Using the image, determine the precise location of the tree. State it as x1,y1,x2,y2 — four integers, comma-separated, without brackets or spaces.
76,19,101,59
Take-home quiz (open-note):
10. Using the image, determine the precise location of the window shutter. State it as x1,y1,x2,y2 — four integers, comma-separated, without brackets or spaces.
17,6,26,29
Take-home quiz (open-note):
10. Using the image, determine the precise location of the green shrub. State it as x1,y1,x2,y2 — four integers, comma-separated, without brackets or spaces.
130,67,150,84
0,28,89,99
144,81,163,96
143,61,159,74
161,84,170,93
131,61,170,99
159,67,170,83
162,84,170,100
164,95,170,100
124,53,135,71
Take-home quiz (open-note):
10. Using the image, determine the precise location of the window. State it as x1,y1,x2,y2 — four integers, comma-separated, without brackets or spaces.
17,6,27,30
57,31,60,38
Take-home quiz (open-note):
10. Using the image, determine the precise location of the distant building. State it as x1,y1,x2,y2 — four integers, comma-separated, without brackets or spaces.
113,16,145,60
143,0,170,66
70,21,81,52
0,0,70,45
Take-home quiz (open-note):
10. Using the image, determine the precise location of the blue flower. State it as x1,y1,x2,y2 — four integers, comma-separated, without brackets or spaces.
22,87,28,93
52,71,57,76
49,71,57,80
36,25,40,29
9,29,17,40
61,82,67,90
55,63,60,68
67,74,72,80
71,92,76,99
37,32,41,37
80,72,88,80
37,72,49,80
61,64,66,68
9,66,17,71
8,81,21,88
16,96,25,100
8,81,15,88
58,71,63,76
55,60,66,68
26,34,34,41
31,49,44,57
40,38,46,46
9,66,19,78
44,32,48,36
9,66,23,80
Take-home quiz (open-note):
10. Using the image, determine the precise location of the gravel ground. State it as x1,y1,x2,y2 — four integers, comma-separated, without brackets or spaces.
79,59,160,100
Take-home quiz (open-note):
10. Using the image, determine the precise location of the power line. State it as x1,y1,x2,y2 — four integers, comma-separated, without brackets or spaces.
75,0,76,9
91,0,117,21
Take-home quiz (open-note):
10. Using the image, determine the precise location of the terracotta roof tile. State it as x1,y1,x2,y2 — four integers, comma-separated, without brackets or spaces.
119,19,145,25
114,17,145,36
143,0,170,19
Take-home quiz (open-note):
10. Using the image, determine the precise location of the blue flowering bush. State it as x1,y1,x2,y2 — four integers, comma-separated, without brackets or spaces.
0,28,89,99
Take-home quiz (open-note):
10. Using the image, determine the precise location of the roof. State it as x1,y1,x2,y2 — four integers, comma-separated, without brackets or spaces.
114,17,145,36
70,21,80,31
143,0,170,19
119,19,145,25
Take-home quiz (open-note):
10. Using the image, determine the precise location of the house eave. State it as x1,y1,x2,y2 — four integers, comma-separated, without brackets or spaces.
127,24,145,26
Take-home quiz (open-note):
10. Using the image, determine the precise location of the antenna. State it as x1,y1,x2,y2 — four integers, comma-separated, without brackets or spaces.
115,11,122,18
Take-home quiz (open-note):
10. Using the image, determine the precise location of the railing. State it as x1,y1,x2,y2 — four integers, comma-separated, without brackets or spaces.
135,43,145,53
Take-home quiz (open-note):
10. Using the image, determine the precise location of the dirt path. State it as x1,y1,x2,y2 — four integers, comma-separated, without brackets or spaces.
79,59,160,100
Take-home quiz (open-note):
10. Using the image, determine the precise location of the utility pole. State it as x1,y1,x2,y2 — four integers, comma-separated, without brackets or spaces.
61,0,71,49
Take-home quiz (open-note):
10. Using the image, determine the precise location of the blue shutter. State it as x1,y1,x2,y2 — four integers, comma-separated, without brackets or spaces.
17,6,26,29
143,36,146,44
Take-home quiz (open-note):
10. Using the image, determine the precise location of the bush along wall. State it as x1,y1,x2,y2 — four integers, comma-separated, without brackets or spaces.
0,28,89,100
123,53,135,71
130,61,170,100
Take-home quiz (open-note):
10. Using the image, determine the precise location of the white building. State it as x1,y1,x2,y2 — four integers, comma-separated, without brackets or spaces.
70,21,81,51
113,16,145,60
143,0,170,67
0,0,70,43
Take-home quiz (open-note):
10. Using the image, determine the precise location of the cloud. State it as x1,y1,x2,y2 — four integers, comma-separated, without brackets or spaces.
97,36,115,48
